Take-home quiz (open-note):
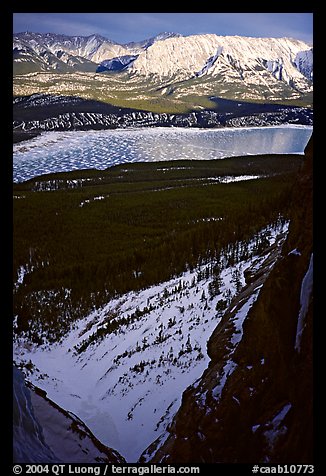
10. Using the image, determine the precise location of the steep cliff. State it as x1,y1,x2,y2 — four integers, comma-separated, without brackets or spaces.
145,137,313,464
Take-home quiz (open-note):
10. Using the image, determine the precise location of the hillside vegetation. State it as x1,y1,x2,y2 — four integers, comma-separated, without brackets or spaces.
13,71,313,115
14,155,303,343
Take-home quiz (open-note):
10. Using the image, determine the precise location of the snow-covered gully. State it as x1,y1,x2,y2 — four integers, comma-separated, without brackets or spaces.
14,221,288,462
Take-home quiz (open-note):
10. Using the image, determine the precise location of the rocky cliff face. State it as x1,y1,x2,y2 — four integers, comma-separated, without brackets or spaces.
144,138,313,464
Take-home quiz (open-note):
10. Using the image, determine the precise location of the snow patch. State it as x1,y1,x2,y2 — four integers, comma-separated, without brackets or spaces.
263,403,292,451
295,253,313,352
288,248,301,256
196,46,223,77
230,291,260,346
212,360,237,400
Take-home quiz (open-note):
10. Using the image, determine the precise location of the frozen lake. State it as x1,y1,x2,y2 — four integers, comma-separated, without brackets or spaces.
13,125,313,183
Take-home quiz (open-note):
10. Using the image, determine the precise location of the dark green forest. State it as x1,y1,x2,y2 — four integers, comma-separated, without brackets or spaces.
13,154,304,342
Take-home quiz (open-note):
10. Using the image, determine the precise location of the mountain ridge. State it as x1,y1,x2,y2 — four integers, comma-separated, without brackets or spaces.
13,31,182,70
13,31,313,103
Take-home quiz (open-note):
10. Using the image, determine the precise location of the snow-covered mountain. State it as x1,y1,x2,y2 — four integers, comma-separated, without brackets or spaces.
13,31,180,73
13,32,313,101
13,33,110,73
13,32,127,61
130,34,312,93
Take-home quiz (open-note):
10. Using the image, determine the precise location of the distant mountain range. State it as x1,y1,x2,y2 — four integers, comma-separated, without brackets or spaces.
13,32,181,73
13,32,313,105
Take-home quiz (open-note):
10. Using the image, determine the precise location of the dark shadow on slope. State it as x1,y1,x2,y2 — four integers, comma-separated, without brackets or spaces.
13,94,139,122
13,93,313,143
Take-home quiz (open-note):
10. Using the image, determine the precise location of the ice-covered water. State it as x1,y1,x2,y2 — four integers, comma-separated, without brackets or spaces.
13,125,313,183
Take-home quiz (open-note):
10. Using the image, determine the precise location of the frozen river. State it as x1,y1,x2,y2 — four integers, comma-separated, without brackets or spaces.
13,125,313,182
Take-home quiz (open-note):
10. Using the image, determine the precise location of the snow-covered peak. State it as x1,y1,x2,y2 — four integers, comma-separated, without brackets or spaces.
123,32,182,53
130,34,313,92
154,32,182,42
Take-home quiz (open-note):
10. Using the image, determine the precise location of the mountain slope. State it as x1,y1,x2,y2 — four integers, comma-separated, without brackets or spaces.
130,34,312,100
294,49,313,81
13,150,306,462
13,219,289,462
146,137,313,464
